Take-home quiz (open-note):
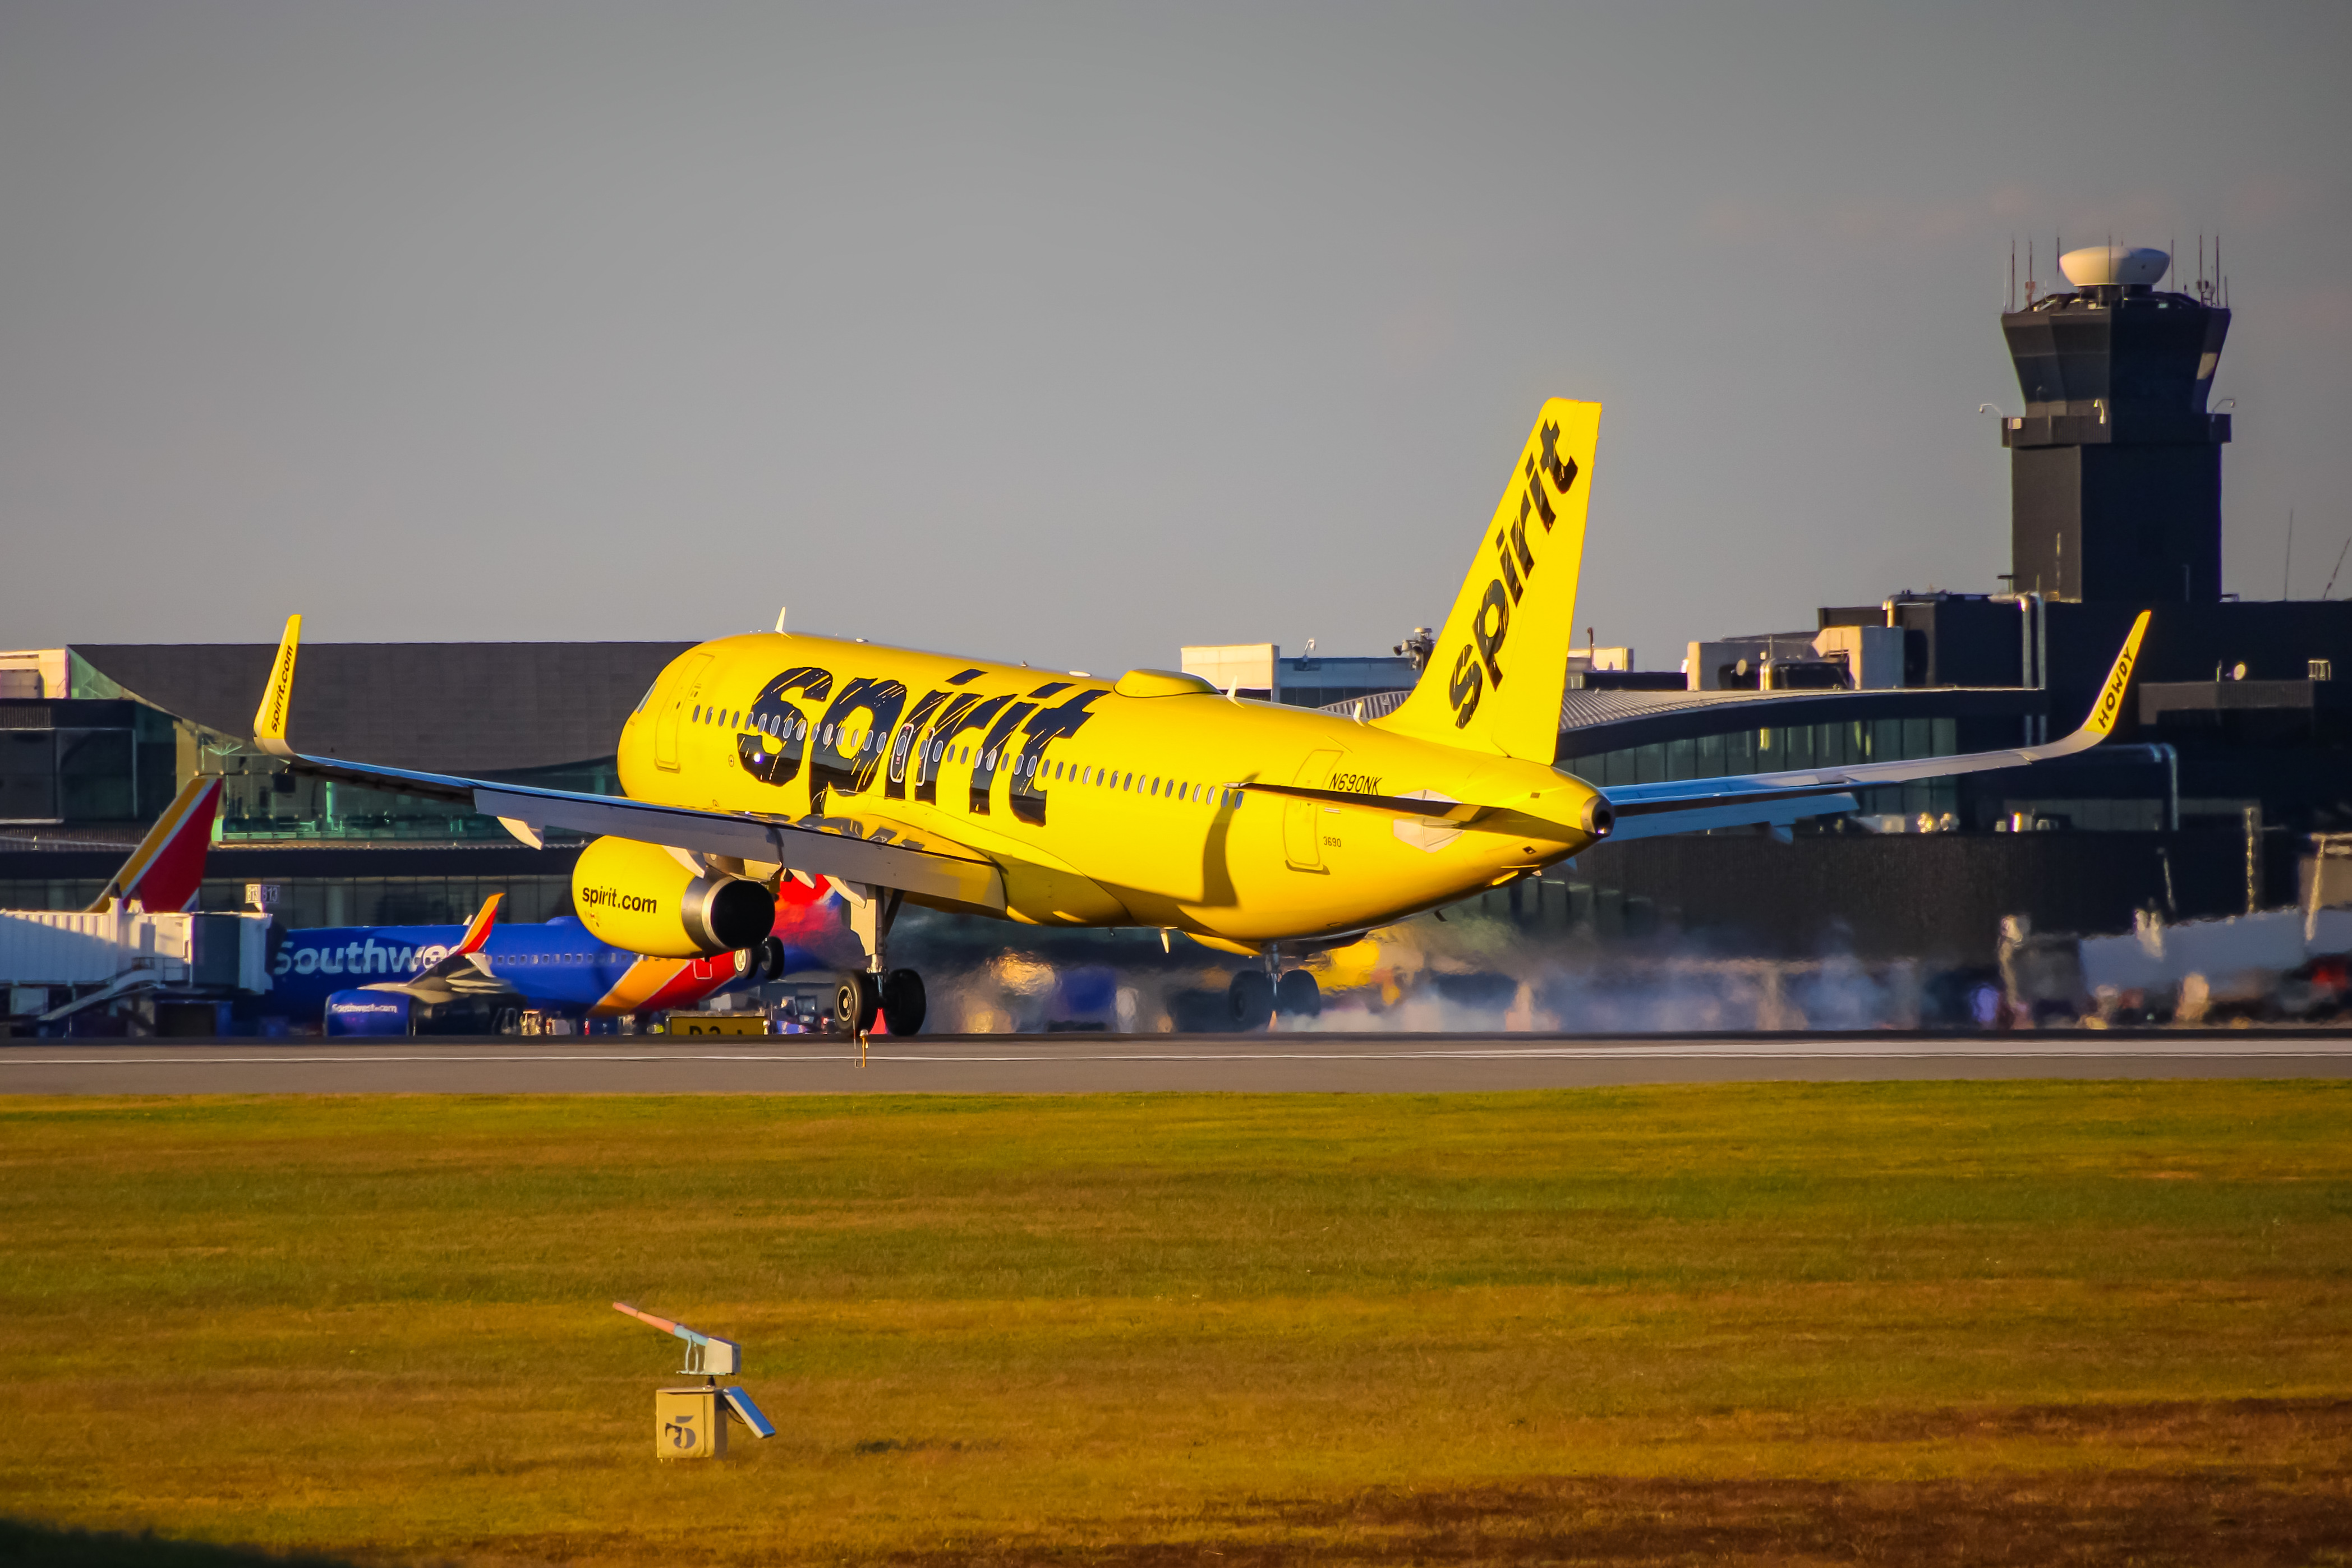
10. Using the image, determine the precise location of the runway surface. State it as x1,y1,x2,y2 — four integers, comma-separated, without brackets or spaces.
6,1030,2352,1093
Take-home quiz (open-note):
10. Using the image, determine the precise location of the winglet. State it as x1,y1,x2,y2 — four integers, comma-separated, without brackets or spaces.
2036,609,2152,759
2081,610,2152,741
456,893,504,954
252,614,302,757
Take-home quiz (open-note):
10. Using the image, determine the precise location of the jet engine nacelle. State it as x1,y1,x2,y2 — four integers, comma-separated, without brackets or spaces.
572,835,776,958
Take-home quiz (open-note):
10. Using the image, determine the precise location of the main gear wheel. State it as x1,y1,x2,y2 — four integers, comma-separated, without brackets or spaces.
834,972,880,1034
1275,969,1322,1018
881,968,928,1035
1228,970,1275,1031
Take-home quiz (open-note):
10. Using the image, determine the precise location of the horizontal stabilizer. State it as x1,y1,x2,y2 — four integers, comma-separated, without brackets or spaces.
1226,780,1489,823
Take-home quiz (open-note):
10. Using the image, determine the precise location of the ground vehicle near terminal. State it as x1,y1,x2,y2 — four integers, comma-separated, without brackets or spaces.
247,398,2151,1032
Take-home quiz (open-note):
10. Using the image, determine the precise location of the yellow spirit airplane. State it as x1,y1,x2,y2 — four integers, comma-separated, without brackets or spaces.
251,399,2148,1032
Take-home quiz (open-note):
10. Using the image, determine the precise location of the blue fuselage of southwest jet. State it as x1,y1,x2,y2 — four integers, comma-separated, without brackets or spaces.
266,916,817,1020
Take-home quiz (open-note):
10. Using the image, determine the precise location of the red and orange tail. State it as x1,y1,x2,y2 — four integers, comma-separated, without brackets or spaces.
456,893,505,954
87,776,222,914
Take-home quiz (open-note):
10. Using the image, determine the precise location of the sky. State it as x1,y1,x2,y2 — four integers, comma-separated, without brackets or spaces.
3,1,2348,675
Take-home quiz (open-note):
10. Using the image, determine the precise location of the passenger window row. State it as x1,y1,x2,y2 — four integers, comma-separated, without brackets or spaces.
1055,763,1242,809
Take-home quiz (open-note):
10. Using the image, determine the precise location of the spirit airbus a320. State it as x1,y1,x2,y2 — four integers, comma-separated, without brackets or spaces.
248,399,2147,1031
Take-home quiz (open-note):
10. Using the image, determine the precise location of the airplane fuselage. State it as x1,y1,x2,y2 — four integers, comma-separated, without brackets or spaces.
615,633,1603,945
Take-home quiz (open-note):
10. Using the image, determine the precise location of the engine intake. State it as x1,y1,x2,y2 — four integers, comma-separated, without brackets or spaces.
1582,795,1615,840
572,835,776,958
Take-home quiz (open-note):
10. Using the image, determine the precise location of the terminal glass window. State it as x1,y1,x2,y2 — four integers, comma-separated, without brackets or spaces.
57,730,135,821
0,730,56,820
213,756,625,843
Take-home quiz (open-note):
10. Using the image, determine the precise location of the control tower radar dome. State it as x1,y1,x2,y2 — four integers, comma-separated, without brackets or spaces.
2001,237,2229,605
2059,245,2170,288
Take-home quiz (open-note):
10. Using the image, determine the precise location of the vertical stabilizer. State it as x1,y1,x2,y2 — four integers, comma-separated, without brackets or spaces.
1376,399,1600,759
86,776,222,914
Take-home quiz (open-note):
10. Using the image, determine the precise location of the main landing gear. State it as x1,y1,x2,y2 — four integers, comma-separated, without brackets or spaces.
832,968,927,1035
831,883,927,1036
1227,959,1320,1031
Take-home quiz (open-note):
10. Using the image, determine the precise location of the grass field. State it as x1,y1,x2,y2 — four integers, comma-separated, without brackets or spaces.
2,1084,2348,1565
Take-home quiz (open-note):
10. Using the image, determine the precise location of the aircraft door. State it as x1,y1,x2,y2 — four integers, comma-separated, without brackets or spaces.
1284,749,1341,871
656,653,715,772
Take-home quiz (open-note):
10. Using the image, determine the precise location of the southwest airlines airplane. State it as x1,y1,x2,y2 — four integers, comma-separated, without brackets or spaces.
250,399,2148,1034
267,880,844,1031
27,774,839,1031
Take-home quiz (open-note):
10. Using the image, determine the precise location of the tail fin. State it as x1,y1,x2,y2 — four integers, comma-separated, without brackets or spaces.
456,893,504,954
1375,399,1600,759
86,775,222,914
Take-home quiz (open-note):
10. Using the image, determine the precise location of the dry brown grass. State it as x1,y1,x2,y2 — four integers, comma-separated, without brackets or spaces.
0,1083,2346,1565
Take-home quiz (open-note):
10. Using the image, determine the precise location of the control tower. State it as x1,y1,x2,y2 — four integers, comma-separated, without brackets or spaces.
2000,245,2231,602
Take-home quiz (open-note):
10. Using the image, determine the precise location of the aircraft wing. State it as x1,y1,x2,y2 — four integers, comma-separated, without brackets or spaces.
248,617,1007,912
1595,611,2150,835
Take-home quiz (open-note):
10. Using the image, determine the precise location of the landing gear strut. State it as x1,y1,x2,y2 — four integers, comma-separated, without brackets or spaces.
839,883,926,1035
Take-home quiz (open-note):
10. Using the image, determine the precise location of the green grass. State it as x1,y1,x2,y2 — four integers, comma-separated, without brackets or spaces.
1,1085,2348,1565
